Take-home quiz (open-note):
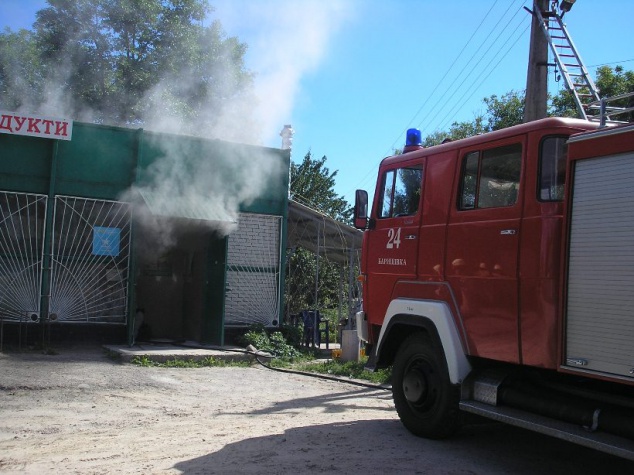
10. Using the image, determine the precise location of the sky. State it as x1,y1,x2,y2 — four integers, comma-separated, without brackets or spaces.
1,0,633,208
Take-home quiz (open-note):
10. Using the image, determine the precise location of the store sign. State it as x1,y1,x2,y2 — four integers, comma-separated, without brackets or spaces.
0,111,73,141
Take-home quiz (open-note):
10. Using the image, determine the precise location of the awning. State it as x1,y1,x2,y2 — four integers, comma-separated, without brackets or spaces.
137,188,237,224
287,200,363,264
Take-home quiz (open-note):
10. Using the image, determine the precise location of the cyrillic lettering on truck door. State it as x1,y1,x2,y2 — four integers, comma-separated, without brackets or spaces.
365,161,424,329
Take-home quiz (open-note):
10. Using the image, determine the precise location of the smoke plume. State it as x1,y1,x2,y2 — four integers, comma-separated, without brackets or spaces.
128,0,351,253
211,0,352,145
5,0,351,256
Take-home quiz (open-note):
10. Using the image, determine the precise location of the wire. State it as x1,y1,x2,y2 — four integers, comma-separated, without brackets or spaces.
344,0,530,198
387,0,502,153
435,19,530,132
416,0,526,135
588,59,634,67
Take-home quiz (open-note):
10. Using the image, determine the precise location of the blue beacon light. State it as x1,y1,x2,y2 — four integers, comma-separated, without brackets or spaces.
406,128,422,147
403,128,423,153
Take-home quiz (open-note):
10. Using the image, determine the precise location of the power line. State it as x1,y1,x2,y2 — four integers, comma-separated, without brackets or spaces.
342,0,544,203
344,0,516,199
341,6,631,203
418,0,528,135
386,0,502,153
435,16,530,132
588,59,634,67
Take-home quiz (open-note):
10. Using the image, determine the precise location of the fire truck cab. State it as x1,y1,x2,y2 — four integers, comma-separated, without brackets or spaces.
354,117,634,459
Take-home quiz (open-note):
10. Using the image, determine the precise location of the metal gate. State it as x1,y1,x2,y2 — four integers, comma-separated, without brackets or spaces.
0,191,131,326
0,192,47,323
50,196,131,323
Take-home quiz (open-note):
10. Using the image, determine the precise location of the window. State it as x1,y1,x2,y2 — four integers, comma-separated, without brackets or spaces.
460,152,479,209
379,165,423,218
539,136,568,201
459,143,522,209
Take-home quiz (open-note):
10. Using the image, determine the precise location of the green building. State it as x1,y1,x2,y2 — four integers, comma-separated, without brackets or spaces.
0,113,289,346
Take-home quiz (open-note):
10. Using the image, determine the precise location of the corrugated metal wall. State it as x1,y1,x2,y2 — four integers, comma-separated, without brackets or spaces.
566,152,634,379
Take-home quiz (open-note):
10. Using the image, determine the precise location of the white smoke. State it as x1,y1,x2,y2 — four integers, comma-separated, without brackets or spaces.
121,134,287,260
131,0,352,254
211,0,352,145
6,0,351,256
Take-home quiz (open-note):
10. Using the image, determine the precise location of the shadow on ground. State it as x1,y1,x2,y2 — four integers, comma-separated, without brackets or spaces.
173,418,634,475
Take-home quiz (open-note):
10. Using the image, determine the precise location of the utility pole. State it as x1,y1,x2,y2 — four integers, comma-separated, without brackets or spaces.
524,0,550,122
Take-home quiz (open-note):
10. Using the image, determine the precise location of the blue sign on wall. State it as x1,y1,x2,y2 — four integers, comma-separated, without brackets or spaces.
93,226,121,256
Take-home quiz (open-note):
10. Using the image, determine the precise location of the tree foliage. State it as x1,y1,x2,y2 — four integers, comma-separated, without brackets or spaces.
0,28,43,110
484,90,525,131
421,115,488,147
422,66,633,146
285,246,345,318
290,151,351,223
0,0,254,137
421,90,524,147
285,151,354,323
550,65,634,119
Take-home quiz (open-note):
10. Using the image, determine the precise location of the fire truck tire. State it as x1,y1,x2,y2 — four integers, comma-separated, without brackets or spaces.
392,333,461,439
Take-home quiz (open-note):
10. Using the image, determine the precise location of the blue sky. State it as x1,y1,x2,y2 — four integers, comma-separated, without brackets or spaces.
2,0,633,207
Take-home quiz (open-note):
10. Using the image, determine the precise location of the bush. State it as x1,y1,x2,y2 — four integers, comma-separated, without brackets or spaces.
240,327,302,360
278,323,303,347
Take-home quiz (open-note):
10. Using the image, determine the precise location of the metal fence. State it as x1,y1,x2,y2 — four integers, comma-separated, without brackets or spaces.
0,191,131,326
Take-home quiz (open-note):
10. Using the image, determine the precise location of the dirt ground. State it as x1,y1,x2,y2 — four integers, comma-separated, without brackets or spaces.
1,345,634,475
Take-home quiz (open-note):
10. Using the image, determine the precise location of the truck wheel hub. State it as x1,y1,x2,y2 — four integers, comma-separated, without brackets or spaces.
403,369,427,403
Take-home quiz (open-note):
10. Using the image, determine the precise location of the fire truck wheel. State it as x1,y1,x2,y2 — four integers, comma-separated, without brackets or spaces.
392,333,461,439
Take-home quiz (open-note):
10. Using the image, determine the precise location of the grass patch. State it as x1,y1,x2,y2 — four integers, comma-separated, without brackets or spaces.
288,358,391,385
131,355,251,368
130,352,391,386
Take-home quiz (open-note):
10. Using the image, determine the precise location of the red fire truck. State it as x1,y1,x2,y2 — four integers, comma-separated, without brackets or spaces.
353,115,634,459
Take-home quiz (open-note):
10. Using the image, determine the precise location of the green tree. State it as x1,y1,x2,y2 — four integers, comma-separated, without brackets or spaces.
290,151,351,223
551,65,634,119
286,151,354,324
484,90,525,130
285,247,344,317
0,0,253,133
421,66,633,147
0,28,43,110
34,0,115,119
422,115,488,147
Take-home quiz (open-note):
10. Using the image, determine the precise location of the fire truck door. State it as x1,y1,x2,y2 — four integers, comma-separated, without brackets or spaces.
365,163,423,327
446,142,523,364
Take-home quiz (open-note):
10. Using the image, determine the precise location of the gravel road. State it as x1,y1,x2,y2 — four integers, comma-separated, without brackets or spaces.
1,345,633,474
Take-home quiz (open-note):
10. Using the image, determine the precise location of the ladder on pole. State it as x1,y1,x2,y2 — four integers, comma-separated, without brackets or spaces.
532,2,601,121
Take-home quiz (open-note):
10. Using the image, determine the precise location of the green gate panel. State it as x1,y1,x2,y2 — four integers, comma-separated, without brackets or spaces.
202,236,228,345
0,134,53,194
55,123,139,200
1,120,290,342
137,131,290,217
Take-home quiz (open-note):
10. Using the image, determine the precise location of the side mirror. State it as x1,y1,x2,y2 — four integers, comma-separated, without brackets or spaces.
354,189,368,229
